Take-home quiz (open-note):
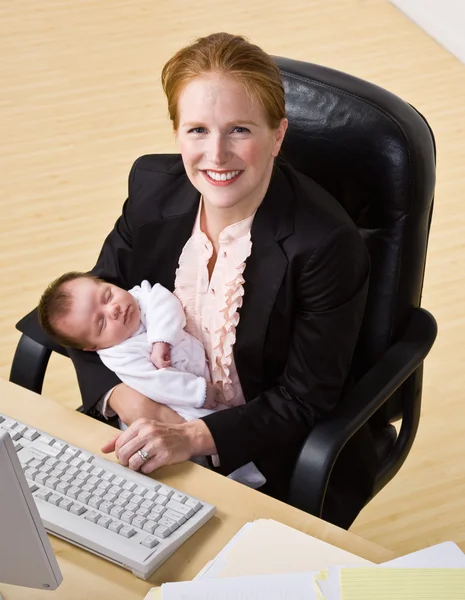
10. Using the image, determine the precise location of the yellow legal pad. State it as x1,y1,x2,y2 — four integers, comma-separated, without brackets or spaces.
340,568,465,600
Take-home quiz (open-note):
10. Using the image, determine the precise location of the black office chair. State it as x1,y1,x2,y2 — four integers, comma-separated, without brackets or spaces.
10,57,437,528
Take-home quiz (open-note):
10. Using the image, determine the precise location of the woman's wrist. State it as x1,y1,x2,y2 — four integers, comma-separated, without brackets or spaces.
183,419,217,456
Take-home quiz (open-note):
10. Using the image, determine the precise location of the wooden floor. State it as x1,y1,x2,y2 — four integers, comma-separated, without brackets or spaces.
1,0,464,556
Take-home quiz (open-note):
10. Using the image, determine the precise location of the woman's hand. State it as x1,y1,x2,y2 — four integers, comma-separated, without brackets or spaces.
108,383,186,425
101,418,217,474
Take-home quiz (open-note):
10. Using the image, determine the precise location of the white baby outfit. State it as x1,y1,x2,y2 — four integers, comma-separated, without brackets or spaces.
98,281,265,488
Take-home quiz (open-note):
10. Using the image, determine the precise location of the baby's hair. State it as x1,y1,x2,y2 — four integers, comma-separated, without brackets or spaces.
38,271,101,349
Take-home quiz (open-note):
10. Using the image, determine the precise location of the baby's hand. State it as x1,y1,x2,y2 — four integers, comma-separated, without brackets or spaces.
203,383,222,410
150,342,172,369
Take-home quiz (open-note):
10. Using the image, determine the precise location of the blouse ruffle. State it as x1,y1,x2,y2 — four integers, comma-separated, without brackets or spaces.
174,220,253,407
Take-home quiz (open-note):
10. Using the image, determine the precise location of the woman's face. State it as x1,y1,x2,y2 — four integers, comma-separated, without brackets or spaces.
176,73,288,215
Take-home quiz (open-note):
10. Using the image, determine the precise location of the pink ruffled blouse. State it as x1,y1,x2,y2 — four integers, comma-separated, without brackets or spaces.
174,201,255,407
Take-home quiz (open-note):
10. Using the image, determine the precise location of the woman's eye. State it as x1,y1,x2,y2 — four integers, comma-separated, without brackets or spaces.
232,126,250,133
106,290,112,303
189,127,206,134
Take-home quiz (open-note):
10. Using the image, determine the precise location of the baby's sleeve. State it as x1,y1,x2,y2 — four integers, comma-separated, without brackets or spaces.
144,282,187,346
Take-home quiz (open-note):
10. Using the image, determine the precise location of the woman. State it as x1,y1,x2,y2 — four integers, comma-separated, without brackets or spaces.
69,33,372,526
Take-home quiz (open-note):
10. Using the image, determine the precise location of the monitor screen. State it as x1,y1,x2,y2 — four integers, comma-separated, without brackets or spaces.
0,429,62,591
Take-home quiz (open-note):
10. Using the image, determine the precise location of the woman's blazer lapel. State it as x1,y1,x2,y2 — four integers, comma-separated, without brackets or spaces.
235,166,294,401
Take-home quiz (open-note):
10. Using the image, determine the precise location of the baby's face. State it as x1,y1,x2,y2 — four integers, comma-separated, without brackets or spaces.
57,278,141,350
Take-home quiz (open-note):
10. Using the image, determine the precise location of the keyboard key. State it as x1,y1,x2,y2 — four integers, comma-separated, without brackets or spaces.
45,457,58,467
141,499,155,511
141,535,159,549
97,480,112,491
112,476,126,487
90,467,104,477
58,498,73,511
114,497,129,508
67,486,81,499
49,493,62,506
75,472,90,483
119,490,133,500
123,481,136,492
97,515,112,529
167,500,194,518
164,509,187,526
52,441,68,452
150,505,166,516
119,526,136,539
70,504,86,516
23,428,40,441
85,510,101,524
27,481,39,494
108,521,123,534
37,488,52,501
133,486,147,497
154,496,168,506
77,491,92,504
92,488,106,498
110,506,125,519
35,472,49,485
143,520,158,534
158,517,178,533
130,495,144,507
136,507,150,517
157,486,173,498
87,475,100,486
39,464,54,474
121,510,136,524
39,435,55,445
144,490,158,501
125,502,139,513
79,451,93,462
15,424,28,436
88,496,103,509
154,525,171,539
172,492,187,503
99,501,113,514
103,492,117,503
33,440,63,458
82,483,97,494
63,447,80,458
101,471,115,482
44,476,59,490
70,458,83,468
13,441,23,452
132,515,147,529
24,467,38,480
80,462,94,473
56,482,71,494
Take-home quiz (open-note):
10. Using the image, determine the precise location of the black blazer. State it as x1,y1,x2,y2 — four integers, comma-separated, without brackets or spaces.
69,154,372,514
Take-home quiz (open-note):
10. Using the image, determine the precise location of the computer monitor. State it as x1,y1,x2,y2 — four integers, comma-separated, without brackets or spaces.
0,430,62,591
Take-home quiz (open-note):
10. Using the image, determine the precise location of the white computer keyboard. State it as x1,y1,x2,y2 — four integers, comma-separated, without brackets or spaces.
0,412,215,579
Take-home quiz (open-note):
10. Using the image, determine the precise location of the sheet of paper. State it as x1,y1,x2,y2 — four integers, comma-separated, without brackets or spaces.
381,541,465,568
143,588,162,600
199,519,372,579
340,567,465,599
161,572,319,600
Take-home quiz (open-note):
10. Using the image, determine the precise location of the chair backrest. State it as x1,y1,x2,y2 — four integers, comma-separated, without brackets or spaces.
275,57,436,425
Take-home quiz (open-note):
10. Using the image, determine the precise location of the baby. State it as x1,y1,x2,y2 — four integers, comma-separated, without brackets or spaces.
38,272,265,488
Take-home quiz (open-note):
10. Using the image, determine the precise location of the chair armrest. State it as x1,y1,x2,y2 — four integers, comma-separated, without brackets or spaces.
288,307,437,517
10,308,68,394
